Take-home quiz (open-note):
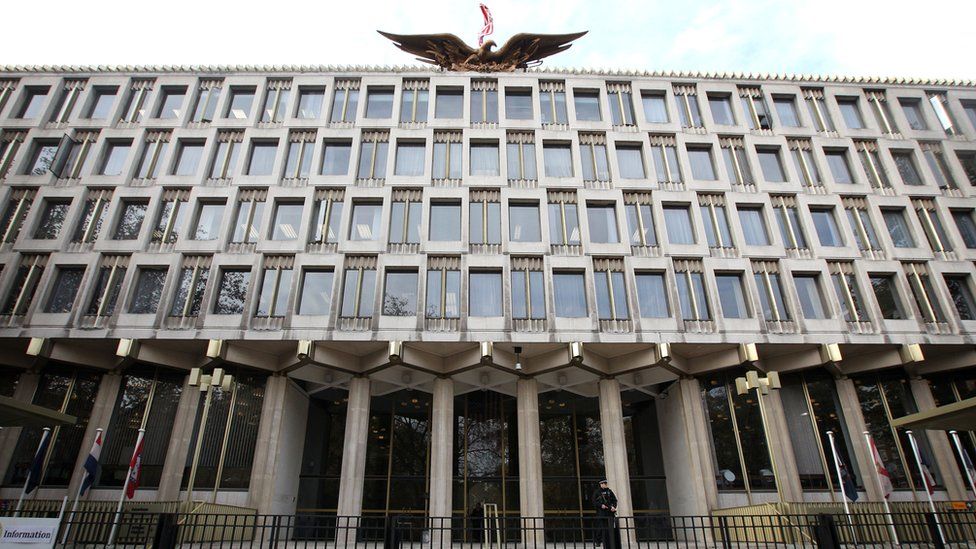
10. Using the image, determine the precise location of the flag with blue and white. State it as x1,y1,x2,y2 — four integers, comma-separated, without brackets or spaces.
79,429,103,497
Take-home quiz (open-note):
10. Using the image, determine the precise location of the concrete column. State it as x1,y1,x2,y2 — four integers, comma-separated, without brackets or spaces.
597,378,633,517
658,377,716,515
336,376,371,518
157,373,199,501
248,376,310,514
67,371,122,497
834,377,883,501
428,377,454,544
0,371,39,481
909,377,967,500
516,378,544,540
761,390,804,502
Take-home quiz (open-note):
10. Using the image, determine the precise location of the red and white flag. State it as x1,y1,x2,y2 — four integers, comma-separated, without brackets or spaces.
124,430,145,499
869,436,894,498
478,4,494,46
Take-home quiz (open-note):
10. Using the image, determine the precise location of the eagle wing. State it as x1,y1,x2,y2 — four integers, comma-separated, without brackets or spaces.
377,31,477,67
491,32,588,67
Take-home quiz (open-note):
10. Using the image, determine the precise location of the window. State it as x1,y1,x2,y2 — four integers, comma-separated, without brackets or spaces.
580,136,610,181
85,87,117,120
788,139,822,187
150,190,188,244
650,135,682,183
641,91,669,123
298,270,334,315
270,201,303,241
865,90,897,134
506,133,537,181
0,188,36,244
357,133,389,180
44,267,85,313
739,87,772,130
870,274,906,320
434,135,463,180
708,94,735,125
33,200,71,240
2,255,45,315
715,273,748,319
213,269,251,314
310,190,343,245
0,132,26,179
49,132,96,180
321,140,351,175
16,87,48,119
837,97,865,129
49,81,87,123
772,196,808,249
509,203,541,242
349,202,382,241
394,141,425,176
113,200,147,240
810,208,843,247
99,141,131,176
470,81,498,124
944,275,976,321
721,138,753,186
553,272,587,317
625,200,657,247
425,264,460,318
927,91,958,135
673,85,702,128
903,263,945,323
738,206,770,246
757,147,786,182
688,145,717,180
135,132,169,180
192,202,225,241
587,204,619,244
296,87,325,119
573,90,601,121
382,271,418,316
664,205,695,245
854,141,890,189
226,87,255,120
128,267,168,314
73,190,112,243
920,142,957,190
955,151,976,186
154,87,186,119
469,192,501,245
469,271,503,316
830,264,869,322
543,142,573,177
283,133,314,179
256,262,296,316
231,191,265,244
429,202,461,241
427,87,462,119
260,80,291,123
86,258,126,316
607,85,635,125
891,150,925,185
120,80,152,123
844,198,881,252
365,87,394,118
505,88,532,119
330,81,359,123
773,96,801,127
246,141,278,176
699,196,733,248
899,98,928,131
882,209,915,248
190,81,221,123
547,196,580,245
594,262,628,320
913,199,952,253
26,140,59,176
172,140,204,176
470,142,499,176
170,258,210,317
511,262,545,320
634,272,668,318
824,149,854,184
965,100,976,132
614,143,644,179
754,262,790,321
539,84,568,124
794,274,828,319
399,82,429,123
390,195,423,244
675,266,710,321
952,210,976,249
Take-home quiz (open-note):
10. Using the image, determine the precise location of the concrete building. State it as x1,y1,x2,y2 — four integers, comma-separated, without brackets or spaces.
0,65,974,527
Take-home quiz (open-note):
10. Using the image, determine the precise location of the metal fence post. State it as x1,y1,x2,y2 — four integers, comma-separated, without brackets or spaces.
152,513,178,549
926,513,946,549
813,514,840,549
718,515,732,549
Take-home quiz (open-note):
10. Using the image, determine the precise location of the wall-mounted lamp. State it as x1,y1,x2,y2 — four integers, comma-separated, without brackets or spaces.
514,346,523,371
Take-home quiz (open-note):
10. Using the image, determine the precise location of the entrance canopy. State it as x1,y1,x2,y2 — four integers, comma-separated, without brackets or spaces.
0,395,76,427
890,396,976,431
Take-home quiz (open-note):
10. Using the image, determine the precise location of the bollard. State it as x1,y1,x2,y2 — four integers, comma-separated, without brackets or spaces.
813,514,841,549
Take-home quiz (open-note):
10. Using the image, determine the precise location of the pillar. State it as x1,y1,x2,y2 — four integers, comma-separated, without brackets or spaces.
157,373,200,501
428,377,454,543
909,377,967,500
0,371,39,481
657,377,716,516
248,375,310,514
834,377,883,501
761,389,804,502
67,371,122,498
597,378,633,517
516,378,544,540
336,376,371,518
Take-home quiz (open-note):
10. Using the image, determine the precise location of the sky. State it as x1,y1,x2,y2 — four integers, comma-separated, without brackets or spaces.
4,0,975,80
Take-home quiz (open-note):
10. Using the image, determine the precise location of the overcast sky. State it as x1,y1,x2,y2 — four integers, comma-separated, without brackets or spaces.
5,0,974,80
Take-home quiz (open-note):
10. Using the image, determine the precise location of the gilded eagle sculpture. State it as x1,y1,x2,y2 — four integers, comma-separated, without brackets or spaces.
377,30,588,72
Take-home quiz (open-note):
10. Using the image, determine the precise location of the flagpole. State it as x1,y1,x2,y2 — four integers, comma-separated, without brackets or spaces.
14,426,51,517
905,430,945,546
62,428,103,545
107,428,144,547
825,431,857,543
863,431,899,545
949,430,976,498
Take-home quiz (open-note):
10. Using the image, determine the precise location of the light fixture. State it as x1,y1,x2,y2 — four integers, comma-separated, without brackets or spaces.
514,346,522,371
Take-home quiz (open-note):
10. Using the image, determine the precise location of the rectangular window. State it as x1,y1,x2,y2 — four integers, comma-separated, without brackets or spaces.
650,135,682,183
505,88,532,120
539,83,568,124
470,81,498,124
135,132,169,180
587,203,619,244
191,201,226,241
830,264,869,323
33,200,71,240
128,267,168,314
349,202,383,241
675,267,710,321
172,140,204,176
99,140,131,176
469,191,501,245
283,133,315,179
810,208,843,247
757,147,787,182
843,198,881,252
688,145,717,180
255,262,294,317
673,85,702,128
715,273,749,319
120,80,152,124
506,133,537,181
113,200,148,240
964,100,976,132
870,274,905,320
664,204,695,245
382,270,418,316
429,202,461,241
0,188,35,244
150,190,188,244
170,258,210,317
470,142,499,176
739,87,772,130
607,84,635,126
85,86,117,120
469,271,503,316
773,95,801,127
824,149,854,184
298,269,334,315
213,268,250,314
400,82,429,123
509,203,541,242
231,191,266,244
49,80,85,123
86,258,126,316
614,143,644,179
951,210,976,249
44,266,85,313
0,132,26,179
154,86,186,119
882,209,915,248
854,141,890,189
260,80,291,123
955,151,976,186
330,81,360,123
73,189,113,244
296,87,325,119
708,94,735,125
246,141,278,176
837,97,865,129
865,90,897,134
927,91,958,135
17,87,49,119
899,98,928,131
25,140,59,176
920,142,957,190
2,255,45,315
547,195,580,246
721,137,754,186
699,198,733,248
573,90,601,121
944,275,976,321
357,133,390,180
794,274,828,319
425,265,460,319
738,206,770,246
394,141,425,176
772,195,808,249
635,272,668,318
542,142,573,177
321,140,352,175
580,135,610,182
625,200,657,247
553,272,587,317
226,86,255,120
49,132,96,180
754,262,790,321
434,134,463,180
903,263,945,323
913,199,952,253
511,263,545,320
433,87,463,119
310,190,344,245
270,201,303,241
365,87,393,118
788,139,822,188
190,80,221,123
594,264,628,320
641,91,669,123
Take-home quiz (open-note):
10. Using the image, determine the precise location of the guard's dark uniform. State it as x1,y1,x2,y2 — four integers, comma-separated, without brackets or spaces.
591,485,621,548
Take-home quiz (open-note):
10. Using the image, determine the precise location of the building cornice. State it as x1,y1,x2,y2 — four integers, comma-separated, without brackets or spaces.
0,64,973,89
